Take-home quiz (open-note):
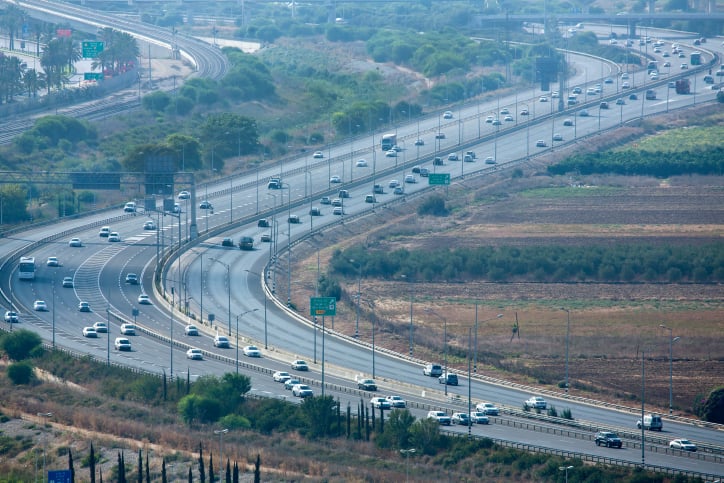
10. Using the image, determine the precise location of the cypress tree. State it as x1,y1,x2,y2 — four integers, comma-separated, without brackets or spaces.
198,443,206,483
69,448,75,483
89,443,96,483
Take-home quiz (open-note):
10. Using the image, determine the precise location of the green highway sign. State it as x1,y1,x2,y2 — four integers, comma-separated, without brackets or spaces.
310,297,336,317
428,173,451,186
83,72,104,80
82,41,104,58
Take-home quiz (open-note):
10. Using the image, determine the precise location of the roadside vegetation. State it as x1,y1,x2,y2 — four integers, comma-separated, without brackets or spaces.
0,329,715,481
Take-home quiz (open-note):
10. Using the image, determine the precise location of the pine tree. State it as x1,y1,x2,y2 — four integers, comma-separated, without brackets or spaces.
188,466,193,483
137,449,142,483
254,454,261,483
233,461,238,483
198,443,206,483
89,443,96,483
161,459,167,483
69,448,75,483
145,451,150,483
225,459,231,483
208,453,215,483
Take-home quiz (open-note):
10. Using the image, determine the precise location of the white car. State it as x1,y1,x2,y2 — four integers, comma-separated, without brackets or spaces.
452,412,472,426
370,397,392,409
143,220,156,230
273,371,292,382
292,384,313,398
114,337,131,351
33,300,48,311
4,311,18,323
82,327,97,338
539,96,548,102
553,133,563,141
447,153,458,161
476,402,500,416
669,439,697,452
332,206,344,216
108,232,121,242
137,294,151,305
443,110,453,119
313,151,324,158
427,411,451,425
214,335,230,348
404,175,416,184
385,150,397,157
291,360,309,371
184,325,199,336
484,156,496,164
69,238,82,247
330,175,342,183
78,302,91,312
243,345,261,357
46,256,60,267
186,348,203,360
524,396,547,410
92,321,108,333
177,190,190,200
120,324,136,336
470,412,490,424
385,395,406,408
388,180,400,188
99,226,110,237
355,159,368,167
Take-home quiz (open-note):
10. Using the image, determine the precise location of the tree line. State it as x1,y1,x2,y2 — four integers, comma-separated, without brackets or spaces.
328,243,724,284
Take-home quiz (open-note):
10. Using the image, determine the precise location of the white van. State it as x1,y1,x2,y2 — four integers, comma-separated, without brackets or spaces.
123,202,136,213
637,413,663,431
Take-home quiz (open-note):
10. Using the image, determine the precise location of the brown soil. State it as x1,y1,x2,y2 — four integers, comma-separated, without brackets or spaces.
287,108,724,417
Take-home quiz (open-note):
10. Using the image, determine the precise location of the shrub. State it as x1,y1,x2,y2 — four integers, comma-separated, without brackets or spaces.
417,195,448,216
561,408,573,420
7,361,35,385
693,387,724,423
546,405,558,417
1,329,43,361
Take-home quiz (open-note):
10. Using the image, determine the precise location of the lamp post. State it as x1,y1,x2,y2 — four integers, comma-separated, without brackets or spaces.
38,412,52,483
400,448,416,482
214,428,228,472
425,308,448,395
559,465,573,483
659,324,680,415
467,327,472,439
350,259,362,338
209,258,232,336
560,307,571,396
401,274,415,357
245,269,268,348
235,308,258,373
473,309,503,373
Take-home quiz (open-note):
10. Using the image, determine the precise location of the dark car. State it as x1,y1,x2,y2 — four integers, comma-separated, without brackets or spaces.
257,218,270,228
221,237,235,247
238,236,254,250
433,157,444,166
357,379,377,391
595,431,623,448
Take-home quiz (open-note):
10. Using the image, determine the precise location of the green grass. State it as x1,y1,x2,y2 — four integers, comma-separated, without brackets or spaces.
623,124,724,152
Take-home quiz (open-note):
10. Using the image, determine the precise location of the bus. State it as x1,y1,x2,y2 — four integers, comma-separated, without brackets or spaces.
381,133,397,151
690,52,701,65
18,257,36,280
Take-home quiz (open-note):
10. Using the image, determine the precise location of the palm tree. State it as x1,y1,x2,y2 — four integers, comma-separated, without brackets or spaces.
22,68,44,98
40,38,68,93
0,5,26,51
0,55,24,103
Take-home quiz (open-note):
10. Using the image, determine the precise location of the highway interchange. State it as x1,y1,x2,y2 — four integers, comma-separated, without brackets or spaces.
1,2,723,479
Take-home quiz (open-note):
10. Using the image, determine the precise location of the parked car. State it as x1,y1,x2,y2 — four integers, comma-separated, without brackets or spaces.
114,337,132,351
469,412,490,424
370,397,392,409
243,345,261,357
595,431,623,448
33,300,48,311
78,302,91,312
357,379,377,391
125,273,139,285
669,439,697,452
273,371,292,382
186,348,203,360
427,411,451,425
385,395,407,408
4,311,19,323
524,396,547,410
292,384,314,397
184,325,199,336
476,402,500,416
92,321,108,333
292,360,309,371
62,277,74,288
120,324,136,336
82,327,97,338
452,412,472,426
214,335,230,348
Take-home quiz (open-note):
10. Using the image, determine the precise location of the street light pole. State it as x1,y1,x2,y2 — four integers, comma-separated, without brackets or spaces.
350,259,362,338
235,309,258,374
559,465,573,483
560,307,571,396
245,269,268,348
659,324,680,415
425,308,448,395
209,258,232,336
400,448,416,482
473,310,503,373
214,428,228,472
38,412,52,483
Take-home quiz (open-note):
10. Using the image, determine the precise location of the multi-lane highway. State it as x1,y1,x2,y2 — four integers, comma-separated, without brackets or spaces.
1,5,722,477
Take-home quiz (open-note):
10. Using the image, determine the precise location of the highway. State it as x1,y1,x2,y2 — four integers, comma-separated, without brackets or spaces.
0,5,722,477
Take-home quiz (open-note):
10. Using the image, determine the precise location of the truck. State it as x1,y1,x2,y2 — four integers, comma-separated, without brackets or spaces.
381,133,397,151
675,79,690,94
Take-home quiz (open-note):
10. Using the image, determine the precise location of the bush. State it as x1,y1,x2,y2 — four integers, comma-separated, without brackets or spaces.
1,329,43,361
693,386,724,423
561,408,573,420
7,361,35,385
417,195,448,216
